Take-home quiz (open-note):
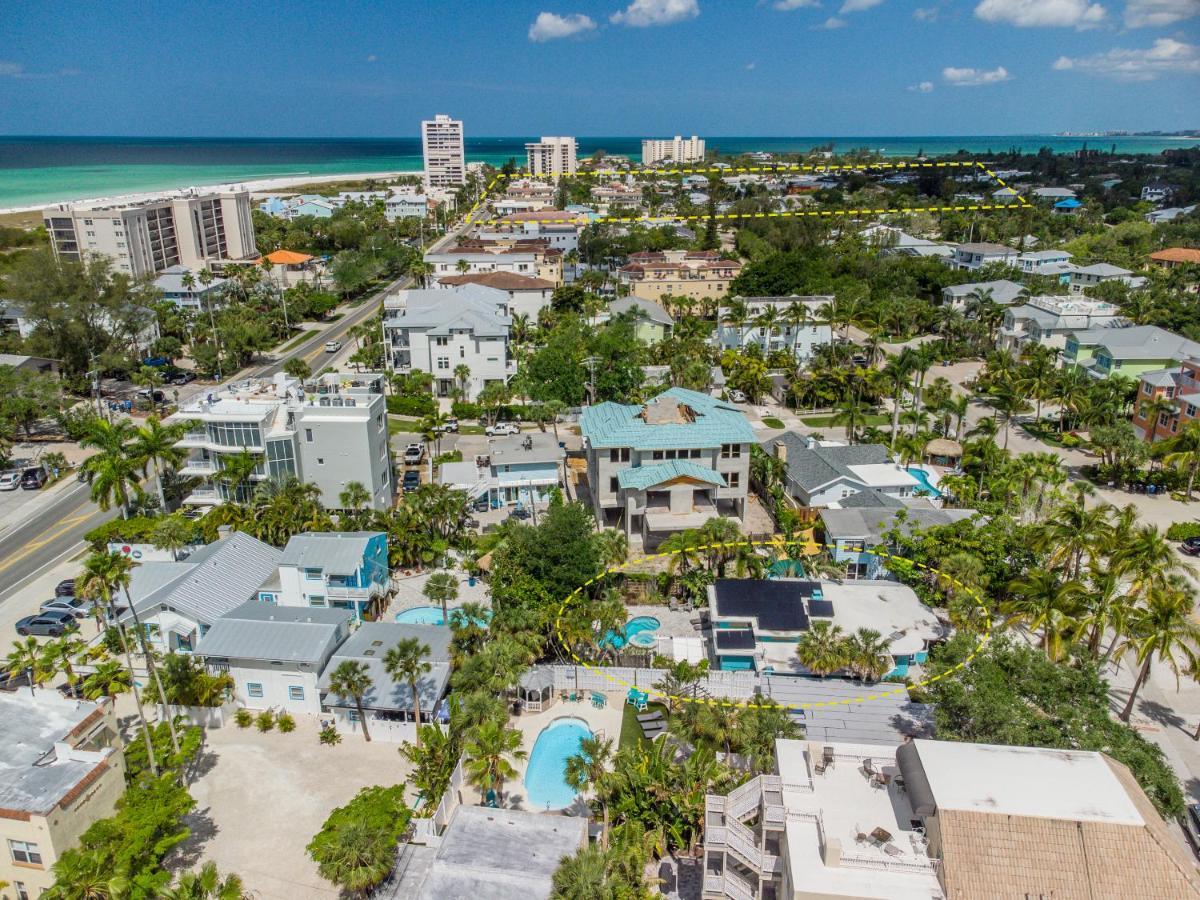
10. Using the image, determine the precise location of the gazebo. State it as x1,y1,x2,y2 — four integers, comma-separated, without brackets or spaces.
924,438,962,468
516,666,556,713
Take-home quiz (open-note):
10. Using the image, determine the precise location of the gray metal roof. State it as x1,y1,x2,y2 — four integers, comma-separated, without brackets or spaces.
195,600,351,664
942,279,1025,304
123,531,282,627
279,531,382,574
608,296,673,326
384,285,511,338
763,675,935,746
153,265,226,294
1071,324,1200,360
319,622,451,714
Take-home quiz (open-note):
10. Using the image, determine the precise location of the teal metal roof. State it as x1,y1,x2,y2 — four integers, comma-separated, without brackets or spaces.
617,460,727,490
580,387,755,450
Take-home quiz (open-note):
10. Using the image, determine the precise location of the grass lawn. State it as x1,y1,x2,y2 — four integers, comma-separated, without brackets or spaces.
619,700,672,750
800,413,890,427
761,416,786,429
278,330,319,353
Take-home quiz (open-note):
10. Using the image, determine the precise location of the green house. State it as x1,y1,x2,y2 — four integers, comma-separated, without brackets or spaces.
1064,325,1200,379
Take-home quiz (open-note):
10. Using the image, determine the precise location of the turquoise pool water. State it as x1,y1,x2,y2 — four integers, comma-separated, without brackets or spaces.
394,605,454,625
524,717,592,809
906,466,943,498
600,615,661,650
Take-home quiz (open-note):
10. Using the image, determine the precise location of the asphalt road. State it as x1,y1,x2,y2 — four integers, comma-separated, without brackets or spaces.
0,272,413,603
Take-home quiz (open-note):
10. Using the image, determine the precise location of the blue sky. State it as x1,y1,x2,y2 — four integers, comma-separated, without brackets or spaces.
1,0,1197,136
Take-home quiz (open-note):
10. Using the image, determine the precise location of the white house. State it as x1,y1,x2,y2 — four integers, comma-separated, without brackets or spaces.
436,271,554,321
439,431,565,507
385,193,429,221
717,295,833,365
761,434,922,508
152,265,227,311
196,601,352,716
949,242,1018,271
260,531,390,621
382,284,513,399
1017,249,1073,275
940,279,1025,309
1069,263,1146,295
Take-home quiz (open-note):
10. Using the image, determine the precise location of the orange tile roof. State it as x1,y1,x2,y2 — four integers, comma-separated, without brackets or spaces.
258,250,314,265
1151,248,1200,264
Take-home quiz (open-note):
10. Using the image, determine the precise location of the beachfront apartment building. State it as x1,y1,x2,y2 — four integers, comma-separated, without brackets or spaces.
421,114,466,189
383,284,513,399
170,372,393,511
0,693,126,899
642,135,706,165
717,296,833,365
618,250,741,303
701,738,1200,900
43,188,258,278
525,136,577,177
580,388,754,544
996,295,1127,355
1132,353,1200,441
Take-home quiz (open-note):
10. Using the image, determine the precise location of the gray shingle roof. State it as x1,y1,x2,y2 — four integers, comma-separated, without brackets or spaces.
942,279,1025,304
763,434,892,492
195,600,351,664
279,531,382,575
319,622,451,714
124,532,282,627
820,505,979,542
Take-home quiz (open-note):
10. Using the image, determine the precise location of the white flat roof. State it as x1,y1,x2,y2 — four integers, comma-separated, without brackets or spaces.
822,581,943,656
845,463,919,489
913,739,1144,825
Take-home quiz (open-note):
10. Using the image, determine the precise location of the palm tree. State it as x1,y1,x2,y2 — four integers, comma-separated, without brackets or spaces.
550,844,610,898
159,862,247,900
131,416,188,512
1163,420,1200,499
1035,494,1114,580
464,718,526,806
422,572,459,625
6,635,47,691
845,628,892,682
989,379,1028,450
594,529,628,569
883,348,918,449
383,638,432,742
453,364,471,400
564,735,615,846
151,513,194,561
338,480,371,515
795,621,849,677
82,658,133,700
831,395,872,444
1117,578,1200,722
80,418,141,519
218,449,260,503
80,551,159,776
1003,569,1084,661
39,634,87,687
327,660,374,741
782,299,811,358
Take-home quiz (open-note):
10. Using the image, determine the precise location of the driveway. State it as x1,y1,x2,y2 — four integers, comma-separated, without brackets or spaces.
177,717,415,898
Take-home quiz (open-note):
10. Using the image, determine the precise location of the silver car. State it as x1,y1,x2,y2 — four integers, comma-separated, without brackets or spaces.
0,470,21,491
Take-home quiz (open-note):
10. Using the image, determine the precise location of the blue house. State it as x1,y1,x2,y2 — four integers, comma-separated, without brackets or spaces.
259,531,390,620
820,503,979,580
1054,198,1082,215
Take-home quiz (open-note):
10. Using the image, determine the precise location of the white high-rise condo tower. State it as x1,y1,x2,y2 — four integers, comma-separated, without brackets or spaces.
641,135,706,165
421,114,466,189
525,136,578,177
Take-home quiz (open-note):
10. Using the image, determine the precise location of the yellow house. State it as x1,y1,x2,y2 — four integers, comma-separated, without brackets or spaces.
0,692,126,897
618,249,741,303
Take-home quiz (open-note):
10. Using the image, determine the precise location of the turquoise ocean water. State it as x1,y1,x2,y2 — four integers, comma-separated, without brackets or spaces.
2,134,1195,209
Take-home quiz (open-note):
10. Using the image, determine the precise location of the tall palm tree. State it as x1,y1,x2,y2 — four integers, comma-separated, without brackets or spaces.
422,572,459,624
1117,577,1200,722
338,481,371,516
464,718,526,806
39,634,87,687
1003,569,1084,661
383,638,432,742
327,660,374,741
159,862,247,900
80,551,159,776
131,416,188,512
80,418,141,519
81,658,132,700
831,395,872,445
1035,494,1114,580
218,449,260,504
6,635,47,691
564,735,615,847
845,628,892,682
1163,420,1200,499
795,621,849,677
883,348,918,449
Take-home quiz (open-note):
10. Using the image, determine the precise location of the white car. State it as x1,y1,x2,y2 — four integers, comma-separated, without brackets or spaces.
403,443,424,464
486,422,520,437
727,390,747,403
0,471,20,491
324,340,341,353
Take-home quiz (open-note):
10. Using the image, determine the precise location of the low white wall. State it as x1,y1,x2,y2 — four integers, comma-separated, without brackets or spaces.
544,665,758,701
157,700,238,728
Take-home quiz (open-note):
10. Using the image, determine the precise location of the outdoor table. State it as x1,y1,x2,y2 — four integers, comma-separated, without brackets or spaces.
870,827,893,844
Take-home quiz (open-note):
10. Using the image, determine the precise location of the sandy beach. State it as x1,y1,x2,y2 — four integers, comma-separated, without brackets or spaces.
0,169,422,217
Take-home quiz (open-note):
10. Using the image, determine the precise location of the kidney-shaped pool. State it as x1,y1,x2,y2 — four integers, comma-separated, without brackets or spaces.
523,716,593,809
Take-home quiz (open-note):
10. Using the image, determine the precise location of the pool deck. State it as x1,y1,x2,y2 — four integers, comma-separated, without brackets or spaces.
625,603,698,640
507,698,623,814
384,567,492,619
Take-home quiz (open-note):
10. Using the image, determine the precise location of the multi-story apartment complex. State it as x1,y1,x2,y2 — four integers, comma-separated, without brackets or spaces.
421,114,466,189
702,738,1200,900
436,271,555,320
717,295,833,365
478,210,586,253
590,181,644,209
383,284,513,399
642,135,706,165
1132,352,1200,441
170,372,393,510
580,387,754,545
43,188,257,278
618,249,742,303
525,136,578,176
1,693,126,899
425,238,563,285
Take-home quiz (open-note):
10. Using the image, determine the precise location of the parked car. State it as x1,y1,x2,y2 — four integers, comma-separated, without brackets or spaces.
167,370,196,385
727,390,747,403
55,578,76,597
440,418,459,433
136,388,166,403
40,596,94,619
402,470,421,492
404,443,424,464
324,340,342,353
507,505,531,521
15,610,78,637
1182,536,1200,557
0,470,21,491
0,668,31,692
20,466,48,490
485,422,520,437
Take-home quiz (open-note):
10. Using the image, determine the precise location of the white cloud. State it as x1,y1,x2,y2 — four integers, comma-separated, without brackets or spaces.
528,11,598,41
914,6,940,20
0,62,26,77
366,54,377,63
610,0,699,27
772,0,820,8
1054,37,1200,80
745,61,757,69
909,80,936,92
0,61,78,79
1123,0,1200,27
840,0,885,11
943,64,1012,85
974,0,1107,27
818,16,849,27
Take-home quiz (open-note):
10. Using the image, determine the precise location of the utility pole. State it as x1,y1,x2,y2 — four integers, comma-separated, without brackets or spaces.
583,356,599,406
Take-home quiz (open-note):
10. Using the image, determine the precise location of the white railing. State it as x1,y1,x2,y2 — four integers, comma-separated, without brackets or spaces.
839,853,942,875
544,664,758,701
724,817,764,871
725,777,765,820
704,870,755,900
409,753,467,843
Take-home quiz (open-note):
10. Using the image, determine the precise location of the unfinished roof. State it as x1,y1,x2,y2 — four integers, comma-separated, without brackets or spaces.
581,387,754,450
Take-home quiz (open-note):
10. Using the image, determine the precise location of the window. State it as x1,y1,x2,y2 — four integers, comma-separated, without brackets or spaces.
435,337,449,347
288,685,305,701
8,840,41,866
1142,382,1152,394
609,448,630,463
437,357,450,370
727,472,740,489
247,683,263,698
305,428,314,443
13,883,27,900
720,443,742,459
609,477,619,492
309,596,327,607
690,448,702,459
305,567,322,580
652,450,664,460
317,457,325,465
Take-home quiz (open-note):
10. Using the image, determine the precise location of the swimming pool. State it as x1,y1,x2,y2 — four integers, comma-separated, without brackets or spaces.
600,615,661,650
524,716,592,809
394,606,491,626
906,466,943,498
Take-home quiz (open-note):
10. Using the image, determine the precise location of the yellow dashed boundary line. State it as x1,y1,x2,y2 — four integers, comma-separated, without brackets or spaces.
552,538,992,711
464,160,1030,227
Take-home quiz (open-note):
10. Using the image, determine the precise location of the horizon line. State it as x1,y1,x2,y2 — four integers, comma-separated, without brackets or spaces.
2,131,1195,141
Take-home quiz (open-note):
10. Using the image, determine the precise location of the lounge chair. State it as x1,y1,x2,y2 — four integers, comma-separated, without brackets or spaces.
883,843,903,858
636,711,664,724
641,722,667,737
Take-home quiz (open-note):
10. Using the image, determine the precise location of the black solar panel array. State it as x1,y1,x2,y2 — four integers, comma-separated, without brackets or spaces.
712,579,815,631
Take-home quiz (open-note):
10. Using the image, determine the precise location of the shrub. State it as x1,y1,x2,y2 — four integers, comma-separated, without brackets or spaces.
256,710,276,732
1060,434,1082,448
277,712,297,733
1165,522,1200,541
451,401,481,420
234,709,253,729
319,723,342,745
387,394,436,417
